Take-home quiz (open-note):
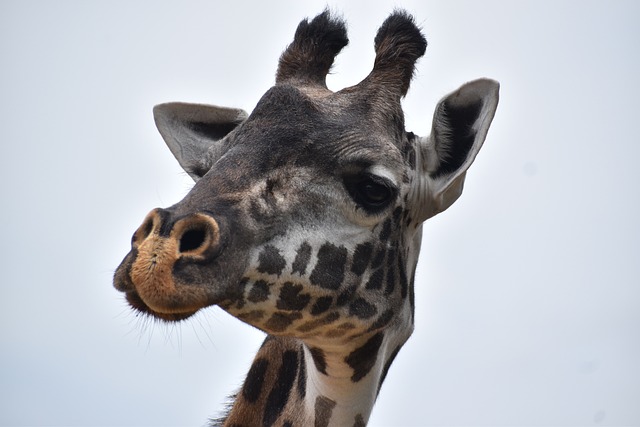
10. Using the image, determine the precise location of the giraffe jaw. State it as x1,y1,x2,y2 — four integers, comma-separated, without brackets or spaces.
124,290,200,322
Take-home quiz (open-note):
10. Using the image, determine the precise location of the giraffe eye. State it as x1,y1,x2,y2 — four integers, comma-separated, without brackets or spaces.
344,174,397,212
361,181,390,203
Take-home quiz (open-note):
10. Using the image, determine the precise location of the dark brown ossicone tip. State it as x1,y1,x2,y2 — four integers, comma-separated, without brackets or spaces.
371,10,427,96
276,9,349,87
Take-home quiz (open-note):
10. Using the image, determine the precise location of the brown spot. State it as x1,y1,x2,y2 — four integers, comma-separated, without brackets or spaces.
324,321,356,338
349,298,377,319
368,308,394,332
309,347,328,375
345,332,385,382
378,218,392,241
265,312,303,332
297,312,340,333
339,322,356,329
311,296,333,315
292,241,312,275
242,358,269,403
237,310,266,323
336,284,357,306
314,395,336,427
324,329,348,338
257,244,287,276
309,243,347,290
297,346,307,399
277,282,311,311
365,268,384,290
351,242,373,276
263,350,299,427
248,280,270,303
378,345,402,393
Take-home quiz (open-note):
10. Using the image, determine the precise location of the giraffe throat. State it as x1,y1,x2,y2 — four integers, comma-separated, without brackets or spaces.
220,207,419,343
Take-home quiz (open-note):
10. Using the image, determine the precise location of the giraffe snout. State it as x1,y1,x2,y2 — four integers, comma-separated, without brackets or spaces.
132,208,220,259
116,208,223,320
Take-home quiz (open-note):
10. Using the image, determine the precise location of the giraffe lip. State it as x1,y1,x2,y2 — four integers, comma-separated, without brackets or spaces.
125,290,199,322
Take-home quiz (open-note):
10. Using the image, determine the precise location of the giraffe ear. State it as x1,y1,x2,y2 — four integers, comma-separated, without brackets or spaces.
153,102,248,181
417,78,499,220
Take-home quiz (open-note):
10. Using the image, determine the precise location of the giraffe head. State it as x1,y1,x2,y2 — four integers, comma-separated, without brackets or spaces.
114,11,498,350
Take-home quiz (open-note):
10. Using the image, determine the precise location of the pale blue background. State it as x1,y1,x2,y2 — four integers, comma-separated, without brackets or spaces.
1,1,639,426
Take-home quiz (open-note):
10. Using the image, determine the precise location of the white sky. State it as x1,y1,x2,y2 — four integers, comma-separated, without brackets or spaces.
1,1,639,426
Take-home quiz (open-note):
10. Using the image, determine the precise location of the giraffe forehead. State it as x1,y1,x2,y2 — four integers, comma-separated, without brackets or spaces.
230,85,406,165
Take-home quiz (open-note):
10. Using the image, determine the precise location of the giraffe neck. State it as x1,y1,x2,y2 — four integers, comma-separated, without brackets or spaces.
219,326,409,427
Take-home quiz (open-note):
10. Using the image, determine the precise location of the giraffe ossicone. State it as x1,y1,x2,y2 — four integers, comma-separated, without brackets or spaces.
114,9,499,426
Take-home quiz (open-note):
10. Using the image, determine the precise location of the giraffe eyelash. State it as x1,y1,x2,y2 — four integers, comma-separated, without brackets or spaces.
343,173,398,213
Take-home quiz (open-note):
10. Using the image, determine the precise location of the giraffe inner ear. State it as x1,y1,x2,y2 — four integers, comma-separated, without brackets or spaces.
418,78,499,219
153,102,248,181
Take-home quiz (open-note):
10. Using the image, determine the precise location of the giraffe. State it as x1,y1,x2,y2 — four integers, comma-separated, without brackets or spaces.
114,10,498,426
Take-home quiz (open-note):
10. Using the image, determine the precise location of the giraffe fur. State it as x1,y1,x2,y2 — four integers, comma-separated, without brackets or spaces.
114,9,499,426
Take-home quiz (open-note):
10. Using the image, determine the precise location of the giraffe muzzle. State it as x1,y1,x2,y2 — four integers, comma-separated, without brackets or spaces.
119,208,221,319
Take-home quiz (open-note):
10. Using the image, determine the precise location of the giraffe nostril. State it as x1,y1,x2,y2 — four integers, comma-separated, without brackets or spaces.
179,225,209,253
140,217,154,240
132,209,160,247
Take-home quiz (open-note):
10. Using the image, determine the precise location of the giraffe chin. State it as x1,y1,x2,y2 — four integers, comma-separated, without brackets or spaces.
125,290,200,322
125,269,211,322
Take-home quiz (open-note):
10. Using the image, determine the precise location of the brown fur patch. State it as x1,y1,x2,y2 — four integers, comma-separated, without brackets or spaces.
314,395,336,427
128,210,214,315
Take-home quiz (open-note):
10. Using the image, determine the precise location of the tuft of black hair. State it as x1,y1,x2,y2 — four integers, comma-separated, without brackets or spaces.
208,393,236,426
372,10,427,96
276,9,349,87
